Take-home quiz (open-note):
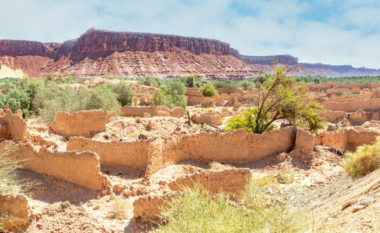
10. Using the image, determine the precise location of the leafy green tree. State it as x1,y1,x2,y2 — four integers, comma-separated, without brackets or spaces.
241,80,255,90
213,81,232,88
197,82,218,97
226,64,325,134
106,82,135,106
153,82,187,111
0,89,31,118
139,76,158,86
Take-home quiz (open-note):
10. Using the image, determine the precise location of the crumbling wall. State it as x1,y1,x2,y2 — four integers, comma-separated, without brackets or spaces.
161,127,297,167
168,168,251,196
5,141,110,190
191,112,223,125
324,110,346,123
323,98,380,112
134,168,251,223
316,128,379,150
49,109,106,137
121,106,184,118
67,137,151,170
0,194,31,231
133,193,175,223
216,87,242,94
290,128,315,157
0,109,27,141
67,127,296,176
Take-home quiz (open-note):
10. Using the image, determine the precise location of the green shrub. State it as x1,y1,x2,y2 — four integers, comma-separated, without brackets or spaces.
0,89,32,118
341,91,357,99
197,82,218,97
33,83,121,124
344,137,380,178
158,182,307,233
104,83,134,106
153,82,187,111
138,76,164,86
213,81,232,88
241,80,255,90
173,75,200,87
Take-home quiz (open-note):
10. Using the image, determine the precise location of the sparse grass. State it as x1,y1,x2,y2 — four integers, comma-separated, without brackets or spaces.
254,172,294,190
190,124,201,132
157,182,308,233
127,131,156,138
209,161,232,171
108,197,131,220
0,145,23,195
127,131,141,138
344,137,380,178
205,108,214,113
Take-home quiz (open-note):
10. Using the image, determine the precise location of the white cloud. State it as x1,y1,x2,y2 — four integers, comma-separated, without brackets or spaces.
0,0,379,69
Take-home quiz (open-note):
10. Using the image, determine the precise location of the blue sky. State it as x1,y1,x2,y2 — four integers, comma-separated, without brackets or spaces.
1,0,380,69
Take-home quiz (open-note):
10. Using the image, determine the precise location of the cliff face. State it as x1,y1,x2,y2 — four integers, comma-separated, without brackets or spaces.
0,29,379,79
0,29,254,79
241,55,298,66
72,29,241,58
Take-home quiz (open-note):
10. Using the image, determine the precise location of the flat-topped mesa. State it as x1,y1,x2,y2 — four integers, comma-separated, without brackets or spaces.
72,29,241,58
300,63,355,73
241,55,298,65
0,40,59,58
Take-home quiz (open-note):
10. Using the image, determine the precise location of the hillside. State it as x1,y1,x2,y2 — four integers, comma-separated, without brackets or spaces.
0,29,379,79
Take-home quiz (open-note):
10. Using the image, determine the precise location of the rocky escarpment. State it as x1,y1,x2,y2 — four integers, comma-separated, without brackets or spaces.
300,63,380,77
1,29,379,79
241,55,298,66
72,29,241,58
0,29,255,79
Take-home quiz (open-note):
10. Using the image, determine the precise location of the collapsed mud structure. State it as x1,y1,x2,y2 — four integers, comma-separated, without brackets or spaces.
3,80,380,232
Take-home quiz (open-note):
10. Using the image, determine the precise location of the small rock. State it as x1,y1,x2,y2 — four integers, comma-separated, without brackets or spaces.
276,153,287,162
352,204,366,213
93,206,100,210
101,190,107,195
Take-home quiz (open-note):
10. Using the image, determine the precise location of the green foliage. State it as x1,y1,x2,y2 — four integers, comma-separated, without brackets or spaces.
295,75,380,84
225,107,275,133
0,89,31,118
213,81,232,88
344,137,380,178
173,75,200,87
341,91,357,99
226,65,325,134
241,80,255,90
105,83,135,106
138,76,164,86
157,182,307,233
153,82,187,111
33,83,121,124
197,82,218,97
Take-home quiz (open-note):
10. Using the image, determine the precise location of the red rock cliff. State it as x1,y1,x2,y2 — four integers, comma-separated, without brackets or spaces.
241,55,298,65
71,29,241,58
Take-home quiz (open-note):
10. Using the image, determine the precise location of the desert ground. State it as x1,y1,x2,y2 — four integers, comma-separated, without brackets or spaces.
2,77,380,232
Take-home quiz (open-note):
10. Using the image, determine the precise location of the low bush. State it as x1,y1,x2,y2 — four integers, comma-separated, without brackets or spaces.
153,82,187,111
108,197,131,219
344,137,380,178
341,91,357,99
197,82,218,97
33,83,122,124
158,182,307,232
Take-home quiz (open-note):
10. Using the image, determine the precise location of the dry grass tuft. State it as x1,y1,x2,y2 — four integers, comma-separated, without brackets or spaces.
190,124,201,132
127,131,141,138
108,198,131,219
205,108,214,113
344,137,380,178
157,182,308,232
209,161,232,171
